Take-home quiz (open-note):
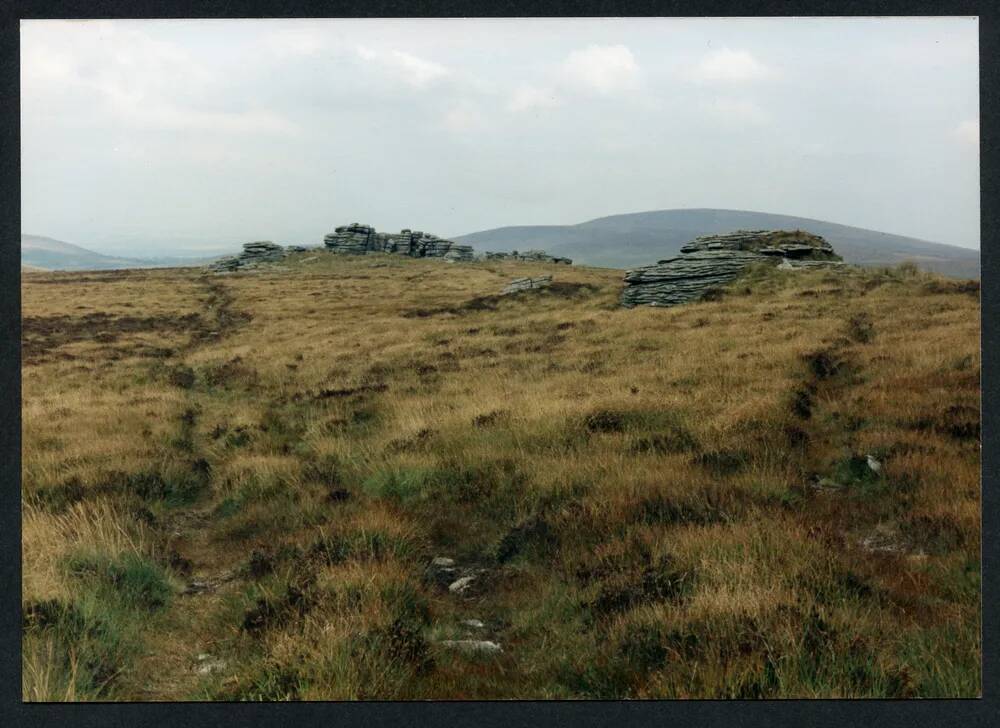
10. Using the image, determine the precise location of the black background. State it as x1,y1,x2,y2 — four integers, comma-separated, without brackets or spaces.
0,2,995,726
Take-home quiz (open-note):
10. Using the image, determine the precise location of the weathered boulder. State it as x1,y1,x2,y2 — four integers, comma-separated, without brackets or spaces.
242,241,285,262
209,241,288,273
323,223,475,261
621,230,843,308
325,223,375,254
209,255,242,273
502,275,552,295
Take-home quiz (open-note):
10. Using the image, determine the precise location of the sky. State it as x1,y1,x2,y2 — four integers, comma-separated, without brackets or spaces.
20,17,980,256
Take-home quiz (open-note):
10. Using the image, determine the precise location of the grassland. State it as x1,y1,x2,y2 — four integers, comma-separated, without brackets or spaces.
21,252,981,700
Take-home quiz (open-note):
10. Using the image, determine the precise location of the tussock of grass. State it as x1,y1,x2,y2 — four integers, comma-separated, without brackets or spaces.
22,499,174,699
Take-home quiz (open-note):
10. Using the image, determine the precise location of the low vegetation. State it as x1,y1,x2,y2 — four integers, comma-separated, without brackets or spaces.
21,252,981,699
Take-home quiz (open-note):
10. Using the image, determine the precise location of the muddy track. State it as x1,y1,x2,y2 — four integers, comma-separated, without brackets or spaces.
132,276,257,699
183,276,253,352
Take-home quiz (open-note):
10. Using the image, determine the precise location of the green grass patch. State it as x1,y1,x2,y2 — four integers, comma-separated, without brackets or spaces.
64,551,173,612
22,551,174,699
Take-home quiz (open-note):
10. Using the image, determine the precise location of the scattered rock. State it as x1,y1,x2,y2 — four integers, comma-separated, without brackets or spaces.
461,619,485,629
437,639,503,654
858,524,907,554
324,223,474,261
425,557,459,589
487,249,572,264
195,653,227,675
621,230,843,308
448,575,478,594
182,570,237,595
427,557,491,594
866,455,882,474
502,275,552,295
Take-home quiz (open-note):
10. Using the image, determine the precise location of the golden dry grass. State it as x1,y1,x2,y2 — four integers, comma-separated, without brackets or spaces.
21,252,981,699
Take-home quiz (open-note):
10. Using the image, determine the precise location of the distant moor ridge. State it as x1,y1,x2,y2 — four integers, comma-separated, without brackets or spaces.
209,224,855,310
22,209,979,277
210,223,573,273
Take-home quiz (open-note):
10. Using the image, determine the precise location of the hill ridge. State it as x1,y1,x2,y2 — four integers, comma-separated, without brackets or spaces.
21,234,218,271
454,208,980,278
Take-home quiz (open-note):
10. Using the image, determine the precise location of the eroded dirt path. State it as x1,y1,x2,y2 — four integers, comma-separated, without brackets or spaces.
128,275,255,700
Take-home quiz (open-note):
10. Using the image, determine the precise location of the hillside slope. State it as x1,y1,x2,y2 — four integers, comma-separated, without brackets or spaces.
454,209,980,278
21,234,218,270
21,253,980,700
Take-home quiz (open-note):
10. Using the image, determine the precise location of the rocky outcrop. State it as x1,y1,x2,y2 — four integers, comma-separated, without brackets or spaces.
621,230,843,308
502,275,552,295
324,223,474,261
325,223,375,254
209,241,288,273
486,249,572,265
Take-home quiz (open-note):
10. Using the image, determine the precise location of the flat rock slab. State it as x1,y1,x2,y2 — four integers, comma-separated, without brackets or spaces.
438,639,503,654
448,575,478,594
502,275,552,295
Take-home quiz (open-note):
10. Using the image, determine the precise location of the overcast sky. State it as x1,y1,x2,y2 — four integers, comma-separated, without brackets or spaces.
20,17,979,256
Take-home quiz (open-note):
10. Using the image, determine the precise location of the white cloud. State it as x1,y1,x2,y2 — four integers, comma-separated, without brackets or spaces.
355,45,451,88
690,48,771,83
560,44,640,94
955,119,979,145
390,50,450,87
507,84,559,113
21,20,293,134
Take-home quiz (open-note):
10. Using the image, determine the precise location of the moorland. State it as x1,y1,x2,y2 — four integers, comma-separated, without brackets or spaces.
21,252,981,700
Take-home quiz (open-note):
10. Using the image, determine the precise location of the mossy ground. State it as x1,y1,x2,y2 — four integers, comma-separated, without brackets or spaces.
21,252,980,699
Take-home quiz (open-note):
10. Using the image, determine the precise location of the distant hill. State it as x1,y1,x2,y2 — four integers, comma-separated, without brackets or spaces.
454,209,980,279
21,234,218,271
